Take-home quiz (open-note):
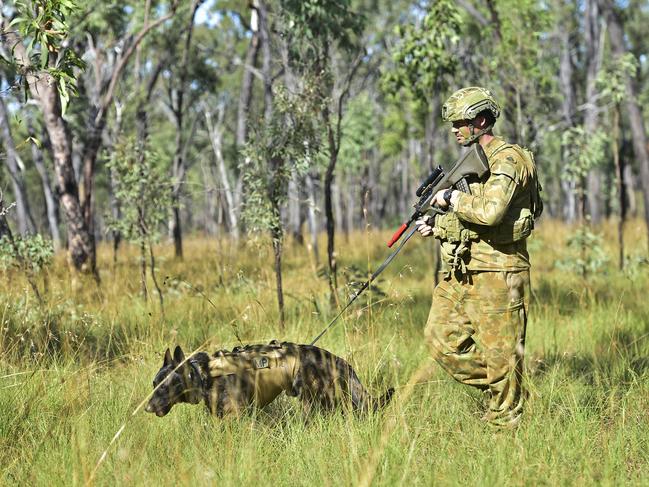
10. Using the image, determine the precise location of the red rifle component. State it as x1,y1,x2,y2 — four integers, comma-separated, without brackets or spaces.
387,222,409,248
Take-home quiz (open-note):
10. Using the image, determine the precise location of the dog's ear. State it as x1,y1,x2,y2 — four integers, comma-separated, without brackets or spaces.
163,348,173,366
173,345,186,365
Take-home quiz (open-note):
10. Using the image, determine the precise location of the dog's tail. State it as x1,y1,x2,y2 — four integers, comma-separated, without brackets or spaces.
372,387,395,411
349,376,394,412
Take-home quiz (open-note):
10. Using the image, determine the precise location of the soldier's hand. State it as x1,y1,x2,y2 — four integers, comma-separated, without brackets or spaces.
433,189,450,208
416,215,434,237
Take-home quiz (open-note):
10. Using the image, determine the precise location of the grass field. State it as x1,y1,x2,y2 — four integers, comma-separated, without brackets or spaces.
1,220,649,486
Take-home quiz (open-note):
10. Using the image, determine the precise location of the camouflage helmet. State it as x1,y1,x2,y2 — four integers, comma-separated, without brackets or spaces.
441,87,501,123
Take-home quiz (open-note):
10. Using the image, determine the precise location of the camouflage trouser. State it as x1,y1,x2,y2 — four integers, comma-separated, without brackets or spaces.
424,270,529,427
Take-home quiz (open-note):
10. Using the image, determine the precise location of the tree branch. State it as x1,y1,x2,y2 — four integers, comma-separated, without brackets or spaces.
97,2,179,124
457,0,489,26
334,50,365,150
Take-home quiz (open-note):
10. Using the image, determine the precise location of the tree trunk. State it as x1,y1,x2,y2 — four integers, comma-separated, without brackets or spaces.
205,108,239,239
41,88,96,275
258,0,273,123
271,225,285,329
612,105,625,269
28,119,61,249
237,2,260,148
79,114,105,264
140,237,148,302
288,177,304,244
584,0,604,224
558,11,577,223
368,148,380,223
0,95,36,235
306,172,320,266
107,100,124,262
624,163,637,217
324,158,338,296
169,0,201,258
561,179,577,222
108,165,121,262
346,171,355,236
484,0,520,142
203,160,219,236
600,0,649,252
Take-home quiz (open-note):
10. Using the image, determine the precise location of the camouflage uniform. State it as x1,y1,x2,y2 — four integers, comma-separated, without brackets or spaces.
425,88,541,427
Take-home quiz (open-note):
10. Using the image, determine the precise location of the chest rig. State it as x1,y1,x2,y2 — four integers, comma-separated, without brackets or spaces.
434,140,542,275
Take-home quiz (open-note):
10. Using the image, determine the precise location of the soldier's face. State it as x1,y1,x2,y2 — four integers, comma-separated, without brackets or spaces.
451,120,473,145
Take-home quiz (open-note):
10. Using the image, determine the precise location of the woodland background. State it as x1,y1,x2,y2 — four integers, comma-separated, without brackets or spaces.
1,1,649,485
1,0,649,292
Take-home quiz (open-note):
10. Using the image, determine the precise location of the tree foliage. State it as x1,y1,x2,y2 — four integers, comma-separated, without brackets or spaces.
241,82,324,235
105,138,171,246
1,0,649,288
381,0,461,104
8,0,86,113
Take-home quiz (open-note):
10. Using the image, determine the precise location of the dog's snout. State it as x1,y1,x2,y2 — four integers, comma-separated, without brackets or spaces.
144,403,154,413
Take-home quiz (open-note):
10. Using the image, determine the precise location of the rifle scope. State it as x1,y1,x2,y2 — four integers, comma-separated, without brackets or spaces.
416,166,444,197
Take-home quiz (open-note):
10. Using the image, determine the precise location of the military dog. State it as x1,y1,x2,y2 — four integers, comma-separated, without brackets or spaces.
145,340,394,417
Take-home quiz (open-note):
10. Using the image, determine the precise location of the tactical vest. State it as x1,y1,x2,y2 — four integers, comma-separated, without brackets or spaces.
434,141,542,247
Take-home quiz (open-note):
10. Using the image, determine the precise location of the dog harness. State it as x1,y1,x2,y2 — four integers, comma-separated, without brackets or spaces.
208,340,298,407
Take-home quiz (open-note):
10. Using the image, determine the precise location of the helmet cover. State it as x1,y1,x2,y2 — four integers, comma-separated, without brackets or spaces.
441,87,501,122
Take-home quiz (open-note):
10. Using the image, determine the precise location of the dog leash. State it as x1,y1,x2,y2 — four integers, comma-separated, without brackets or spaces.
310,225,419,346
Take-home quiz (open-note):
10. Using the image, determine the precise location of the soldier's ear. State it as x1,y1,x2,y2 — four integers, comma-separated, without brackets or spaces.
173,346,186,364
472,114,484,129
163,348,173,366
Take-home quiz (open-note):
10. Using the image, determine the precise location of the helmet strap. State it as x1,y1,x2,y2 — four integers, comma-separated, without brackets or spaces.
462,123,493,146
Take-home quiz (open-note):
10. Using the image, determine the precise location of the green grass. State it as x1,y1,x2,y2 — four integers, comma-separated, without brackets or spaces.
1,220,649,485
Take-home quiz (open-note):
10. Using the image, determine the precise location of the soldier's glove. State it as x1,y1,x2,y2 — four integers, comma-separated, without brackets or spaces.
416,215,434,237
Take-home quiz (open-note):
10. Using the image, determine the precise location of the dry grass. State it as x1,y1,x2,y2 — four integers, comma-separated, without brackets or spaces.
1,219,648,485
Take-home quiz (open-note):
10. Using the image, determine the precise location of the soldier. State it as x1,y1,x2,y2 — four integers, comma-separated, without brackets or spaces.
417,87,542,428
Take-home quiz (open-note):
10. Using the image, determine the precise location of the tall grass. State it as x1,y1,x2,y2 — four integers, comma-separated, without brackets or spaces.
1,219,648,485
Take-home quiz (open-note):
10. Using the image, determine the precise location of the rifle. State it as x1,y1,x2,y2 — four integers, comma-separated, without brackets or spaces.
310,144,490,346
387,143,490,247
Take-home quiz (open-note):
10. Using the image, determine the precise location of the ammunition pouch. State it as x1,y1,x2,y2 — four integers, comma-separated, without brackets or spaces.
473,207,534,245
434,212,479,277
433,212,480,244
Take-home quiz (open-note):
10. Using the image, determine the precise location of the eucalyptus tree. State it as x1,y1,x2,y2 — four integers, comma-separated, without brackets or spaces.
598,0,649,253
2,0,95,278
1,0,179,280
75,0,178,267
382,0,461,130
27,115,61,248
379,0,462,285
598,54,638,269
106,138,170,310
277,0,365,298
554,0,579,221
242,82,324,328
582,0,605,224
0,88,36,234
164,0,202,259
